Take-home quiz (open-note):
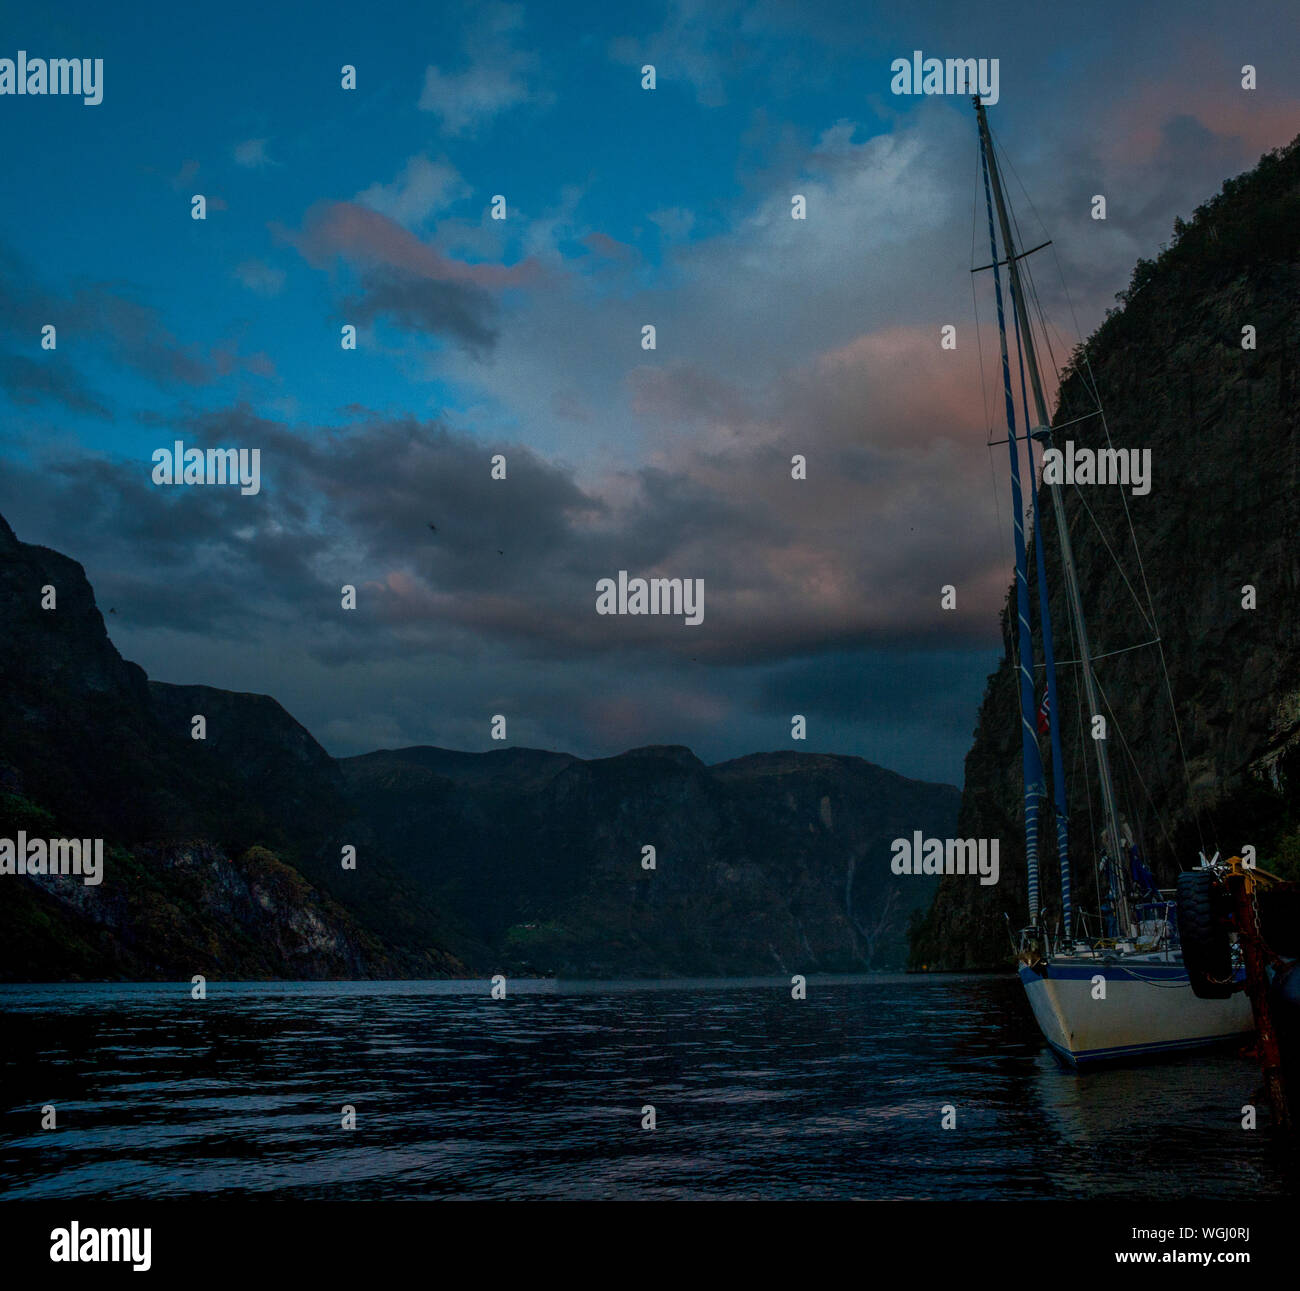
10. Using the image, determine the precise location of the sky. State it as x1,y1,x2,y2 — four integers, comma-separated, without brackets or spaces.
0,0,1296,784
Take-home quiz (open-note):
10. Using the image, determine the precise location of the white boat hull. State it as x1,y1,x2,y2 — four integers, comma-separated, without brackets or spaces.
1019,958,1254,1067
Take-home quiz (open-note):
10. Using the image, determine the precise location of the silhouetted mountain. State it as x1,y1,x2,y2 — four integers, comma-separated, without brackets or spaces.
0,512,958,978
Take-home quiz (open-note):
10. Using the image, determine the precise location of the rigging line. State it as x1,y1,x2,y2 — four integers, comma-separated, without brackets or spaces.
1020,254,1073,439
1000,135,1106,422
995,137,1079,377
972,290,994,441
987,148,1133,936
1132,767,1155,876
1082,352,1207,855
1105,969,1197,989
1077,651,1103,921
1051,408,1106,431
1045,224,1087,363
1112,703,1155,866
971,148,1003,551
971,215,994,438
987,444,1004,550
1094,672,1171,865
992,135,1072,388
987,129,1068,691
1066,480,1156,635
1000,159,1208,868
1036,637,1163,669
1060,540,1102,919
1021,234,1066,366
1060,553,1102,915
1089,667,1179,863
1001,122,1205,854
1028,270,1064,402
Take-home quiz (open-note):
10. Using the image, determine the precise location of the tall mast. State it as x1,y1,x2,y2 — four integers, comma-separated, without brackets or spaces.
975,112,1045,929
974,98,1130,934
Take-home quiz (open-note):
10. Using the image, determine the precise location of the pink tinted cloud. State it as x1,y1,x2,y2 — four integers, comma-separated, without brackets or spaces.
286,201,540,289
583,231,639,261
810,325,985,449
1104,82,1300,166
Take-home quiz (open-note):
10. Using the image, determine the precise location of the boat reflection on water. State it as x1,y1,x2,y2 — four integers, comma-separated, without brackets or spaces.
1023,1040,1300,1198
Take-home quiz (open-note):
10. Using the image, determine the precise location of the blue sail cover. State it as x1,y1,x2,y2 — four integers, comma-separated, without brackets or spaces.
1129,847,1160,900
978,140,1046,923
1013,308,1072,940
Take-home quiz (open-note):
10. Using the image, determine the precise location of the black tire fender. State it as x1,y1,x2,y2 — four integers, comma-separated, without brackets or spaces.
1176,870,1236,1000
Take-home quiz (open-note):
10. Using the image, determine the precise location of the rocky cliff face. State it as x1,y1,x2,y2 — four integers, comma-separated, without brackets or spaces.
6,832,398,981
912,138,1300,968
0,516,435,980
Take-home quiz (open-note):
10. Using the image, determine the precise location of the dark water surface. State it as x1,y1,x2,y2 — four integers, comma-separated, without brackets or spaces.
1,974,1295,1200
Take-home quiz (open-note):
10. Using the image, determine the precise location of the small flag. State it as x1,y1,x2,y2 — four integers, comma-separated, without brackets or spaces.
1037,688,1050,735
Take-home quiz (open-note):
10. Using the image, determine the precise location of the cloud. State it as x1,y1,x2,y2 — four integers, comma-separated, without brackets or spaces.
232,138,275,169
343,269,498,355
419,63,532,136
0,398,999,781
356,156,470,230
609,0,750,107
0,352,111,418
169,159,199,190
649,207,696,241
234,259,286,297
583,232,639,262
0,243,274,391
417,3,552,135
0,320,1007,670
7,7,1295,788
289,201,536,288
281,200,542,352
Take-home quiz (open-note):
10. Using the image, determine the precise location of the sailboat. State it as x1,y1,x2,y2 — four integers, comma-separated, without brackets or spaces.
970,97,1254,1067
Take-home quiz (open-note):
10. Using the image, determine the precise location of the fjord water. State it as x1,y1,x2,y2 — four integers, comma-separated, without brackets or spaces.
1,975,1293,1200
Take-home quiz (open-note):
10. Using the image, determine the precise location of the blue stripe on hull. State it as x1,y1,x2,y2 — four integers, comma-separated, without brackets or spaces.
1017,962,1246,985
1022,962,1185,983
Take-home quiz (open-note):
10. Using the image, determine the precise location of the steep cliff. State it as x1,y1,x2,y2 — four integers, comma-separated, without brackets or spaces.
0,516,455,979
912,138,1300,968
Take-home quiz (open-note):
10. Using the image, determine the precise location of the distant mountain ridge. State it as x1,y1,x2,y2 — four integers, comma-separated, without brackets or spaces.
340,741,957,975
0,513,958,979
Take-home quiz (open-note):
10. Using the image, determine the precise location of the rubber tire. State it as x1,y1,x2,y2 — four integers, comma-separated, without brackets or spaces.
1177,870,1235,1000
